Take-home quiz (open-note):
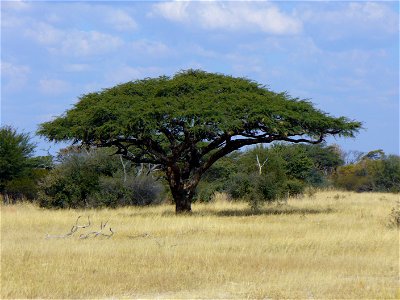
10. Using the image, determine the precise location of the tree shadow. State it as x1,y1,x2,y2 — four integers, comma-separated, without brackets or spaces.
206,206,335,217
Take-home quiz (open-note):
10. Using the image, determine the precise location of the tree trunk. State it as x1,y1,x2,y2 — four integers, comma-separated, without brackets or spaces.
166,165,201,214
171,187,195,214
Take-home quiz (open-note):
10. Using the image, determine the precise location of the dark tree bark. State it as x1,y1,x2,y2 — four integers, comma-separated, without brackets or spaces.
166,165,199,213
172,188,195,213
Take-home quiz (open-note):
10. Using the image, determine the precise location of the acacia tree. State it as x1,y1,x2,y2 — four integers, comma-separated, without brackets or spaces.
38,70,361,213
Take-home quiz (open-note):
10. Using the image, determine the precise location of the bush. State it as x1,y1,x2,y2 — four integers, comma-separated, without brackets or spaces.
38,157,99,208
226,173,253,200
125,176,165,206
87,176,126,208
194,181,222,202
333,153,400,193
285,179,306,197
38,148,165,208
4,169,50,201
256,173,285,201
375,155,400,193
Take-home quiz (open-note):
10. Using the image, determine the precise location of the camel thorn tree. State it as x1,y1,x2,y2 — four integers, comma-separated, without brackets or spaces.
38,70,361,213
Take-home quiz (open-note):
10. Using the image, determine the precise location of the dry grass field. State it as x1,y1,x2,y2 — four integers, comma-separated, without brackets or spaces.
1,191,399,299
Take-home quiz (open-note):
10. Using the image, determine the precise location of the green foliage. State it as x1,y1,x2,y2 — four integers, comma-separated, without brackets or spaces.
38,148,165,208
37,70,361,212
0,126,53,201
226,173,254,200
334,152,400,193
0,126,35,192
38,155,99,208
375,155,400,193
285,179,306,197
5,169,50,200
198,143,344,207
38,70,361,149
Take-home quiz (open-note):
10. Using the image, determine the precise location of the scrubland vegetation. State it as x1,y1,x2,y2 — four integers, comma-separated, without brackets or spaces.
1,191,399,299
0,72,399,299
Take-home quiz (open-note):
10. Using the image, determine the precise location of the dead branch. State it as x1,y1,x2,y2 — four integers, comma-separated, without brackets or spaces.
256,154,268,175
45,216,114,239
79,220,114,239
46,216,90,239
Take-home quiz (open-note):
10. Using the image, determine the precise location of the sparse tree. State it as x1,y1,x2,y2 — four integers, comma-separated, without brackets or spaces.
38,70,361,213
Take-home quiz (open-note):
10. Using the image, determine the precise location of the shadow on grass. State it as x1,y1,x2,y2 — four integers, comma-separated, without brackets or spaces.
118,205,335,218
199,206,335,217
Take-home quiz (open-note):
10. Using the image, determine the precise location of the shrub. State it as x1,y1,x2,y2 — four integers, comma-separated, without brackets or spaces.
256,173,285,201
226,173,253,200
38,148,165,208
333,153,400,193
194,181,222,202
38,157,99,208
125,175,165,206
87,176,126,208
285,179,306,197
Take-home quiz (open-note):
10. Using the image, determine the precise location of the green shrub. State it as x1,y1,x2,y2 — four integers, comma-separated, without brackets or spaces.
285,179,306,197
38,148,165,208
38,158,99,208
194,181,221,202
87,176,126,208
226,173,253,200
333,153,400,193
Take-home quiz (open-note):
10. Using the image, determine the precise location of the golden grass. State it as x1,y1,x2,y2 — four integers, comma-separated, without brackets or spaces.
1,191,399,299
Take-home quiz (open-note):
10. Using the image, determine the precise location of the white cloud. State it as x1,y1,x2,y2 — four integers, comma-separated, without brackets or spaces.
39,78,70,95
45,13,62,24
64,63,91,72
300,2,398,37
104,65,163,86
1,14,26,29
25,22,124,56
190,45,218,58
131,40,171,56
1,61,30,78
1,1,31,11
152,2,190,22
25,22,63,44
55,30,123,56
106,10,137,31
347,2,390,21
152,2,302,35
1,61,30,91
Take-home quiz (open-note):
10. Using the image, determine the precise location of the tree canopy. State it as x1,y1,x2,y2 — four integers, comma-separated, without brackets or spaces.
38,69,361,212
0,126,35,192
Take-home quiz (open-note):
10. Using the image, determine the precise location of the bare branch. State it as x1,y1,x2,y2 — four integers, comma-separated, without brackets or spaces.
119,155,128,182
256,154,268,175
46,216,90,239
45,216,114,240
79,220,114,239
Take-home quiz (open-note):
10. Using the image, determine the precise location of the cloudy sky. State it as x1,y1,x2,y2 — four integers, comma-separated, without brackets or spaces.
1,1,399,156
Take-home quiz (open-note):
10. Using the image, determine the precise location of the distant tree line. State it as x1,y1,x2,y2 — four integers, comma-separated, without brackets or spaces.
333,149,400,193
1,126,399,208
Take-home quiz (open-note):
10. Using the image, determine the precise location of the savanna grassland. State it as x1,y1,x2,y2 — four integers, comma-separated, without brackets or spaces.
1,191,399,299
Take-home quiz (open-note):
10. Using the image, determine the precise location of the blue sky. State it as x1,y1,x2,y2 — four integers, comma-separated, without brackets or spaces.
1,1,399,156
